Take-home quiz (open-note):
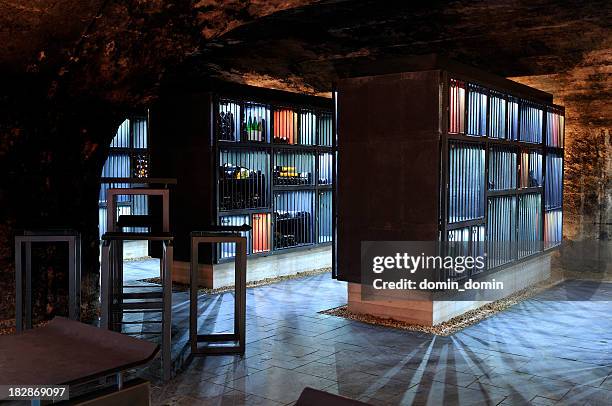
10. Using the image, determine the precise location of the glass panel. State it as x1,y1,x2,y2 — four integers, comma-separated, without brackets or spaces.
449,79,466,134
299,110,316,145
252,213,271,254
273,109,298,144
545,209,562,248
219,215,250,259
518,193,542,258
488,93,506,139
520,102,543,143
318,112,333,146
274,191,314,249
546,111,564,147
487,196,517,268
132,118,148,148
318,191,333,243
488,146,517,191
545,153,563,210
519,150,543,188
219,149,269,210
318,153,333,185
448,142,485,223
467,85,487,136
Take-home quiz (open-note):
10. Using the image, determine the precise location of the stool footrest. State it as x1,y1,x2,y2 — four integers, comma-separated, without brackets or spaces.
192,346,245,355
196,333,239,342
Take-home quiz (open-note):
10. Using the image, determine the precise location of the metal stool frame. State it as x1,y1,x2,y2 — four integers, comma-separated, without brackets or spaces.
14,230,81,332
190,231,247,355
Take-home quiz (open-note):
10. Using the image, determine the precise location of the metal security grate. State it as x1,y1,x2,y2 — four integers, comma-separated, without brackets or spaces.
467,84,487,136
508,98,519,141
446,225,485,279
519,150,542,188
544,210,562,248
218,100,241,141
518,193,542,258
318,112,333,146
546,111,564,147
299,110,316,145
448,142,485,223
488,146,517,191
545,153,563,210
449,79,466,134
520,102,543,143
274,191,314,249
219,149,268,210
273,108,298,144
318,153,333,185
252,212,271,254
243,103,270,142
487,196,517,268
219,215,250,259
273,151,315,186
317,191,333,243
111,119,130,148
488,92,507,139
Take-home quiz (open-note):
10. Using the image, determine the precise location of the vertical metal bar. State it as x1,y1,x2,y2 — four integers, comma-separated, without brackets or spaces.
68,237,76,320
162,240,173,381
25,241,32,330
190,237,198,353
236,236,247,352
100,240,110,329
15,238,23,333
75,235,81,321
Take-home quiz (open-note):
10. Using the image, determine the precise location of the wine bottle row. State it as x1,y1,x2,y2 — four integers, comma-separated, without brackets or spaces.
217,189,333,258
217,100,333,146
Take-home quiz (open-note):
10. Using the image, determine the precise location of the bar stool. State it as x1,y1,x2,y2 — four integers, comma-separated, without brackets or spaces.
14,229,81,332
106,187,170,233
189,225,251,355
100,232,173,381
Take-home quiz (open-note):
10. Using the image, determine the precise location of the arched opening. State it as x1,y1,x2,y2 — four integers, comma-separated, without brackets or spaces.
98,114,159,281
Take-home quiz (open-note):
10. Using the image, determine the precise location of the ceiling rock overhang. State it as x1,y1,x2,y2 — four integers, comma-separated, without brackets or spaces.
1,0,610,102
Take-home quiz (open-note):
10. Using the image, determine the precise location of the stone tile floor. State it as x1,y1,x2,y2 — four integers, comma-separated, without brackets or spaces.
142,274,611,405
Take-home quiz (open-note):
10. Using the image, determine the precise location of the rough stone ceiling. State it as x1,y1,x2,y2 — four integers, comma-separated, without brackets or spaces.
193,0,612,95
1,0,610,101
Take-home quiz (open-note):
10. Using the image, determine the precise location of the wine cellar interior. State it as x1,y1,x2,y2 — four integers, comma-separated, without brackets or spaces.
3,2,611,405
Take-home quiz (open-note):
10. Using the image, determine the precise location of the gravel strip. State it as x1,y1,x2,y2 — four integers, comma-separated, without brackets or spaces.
140,267,332,295
319,278,563,336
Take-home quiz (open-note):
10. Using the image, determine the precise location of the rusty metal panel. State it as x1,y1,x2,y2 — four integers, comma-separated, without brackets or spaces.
336,71,441,283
